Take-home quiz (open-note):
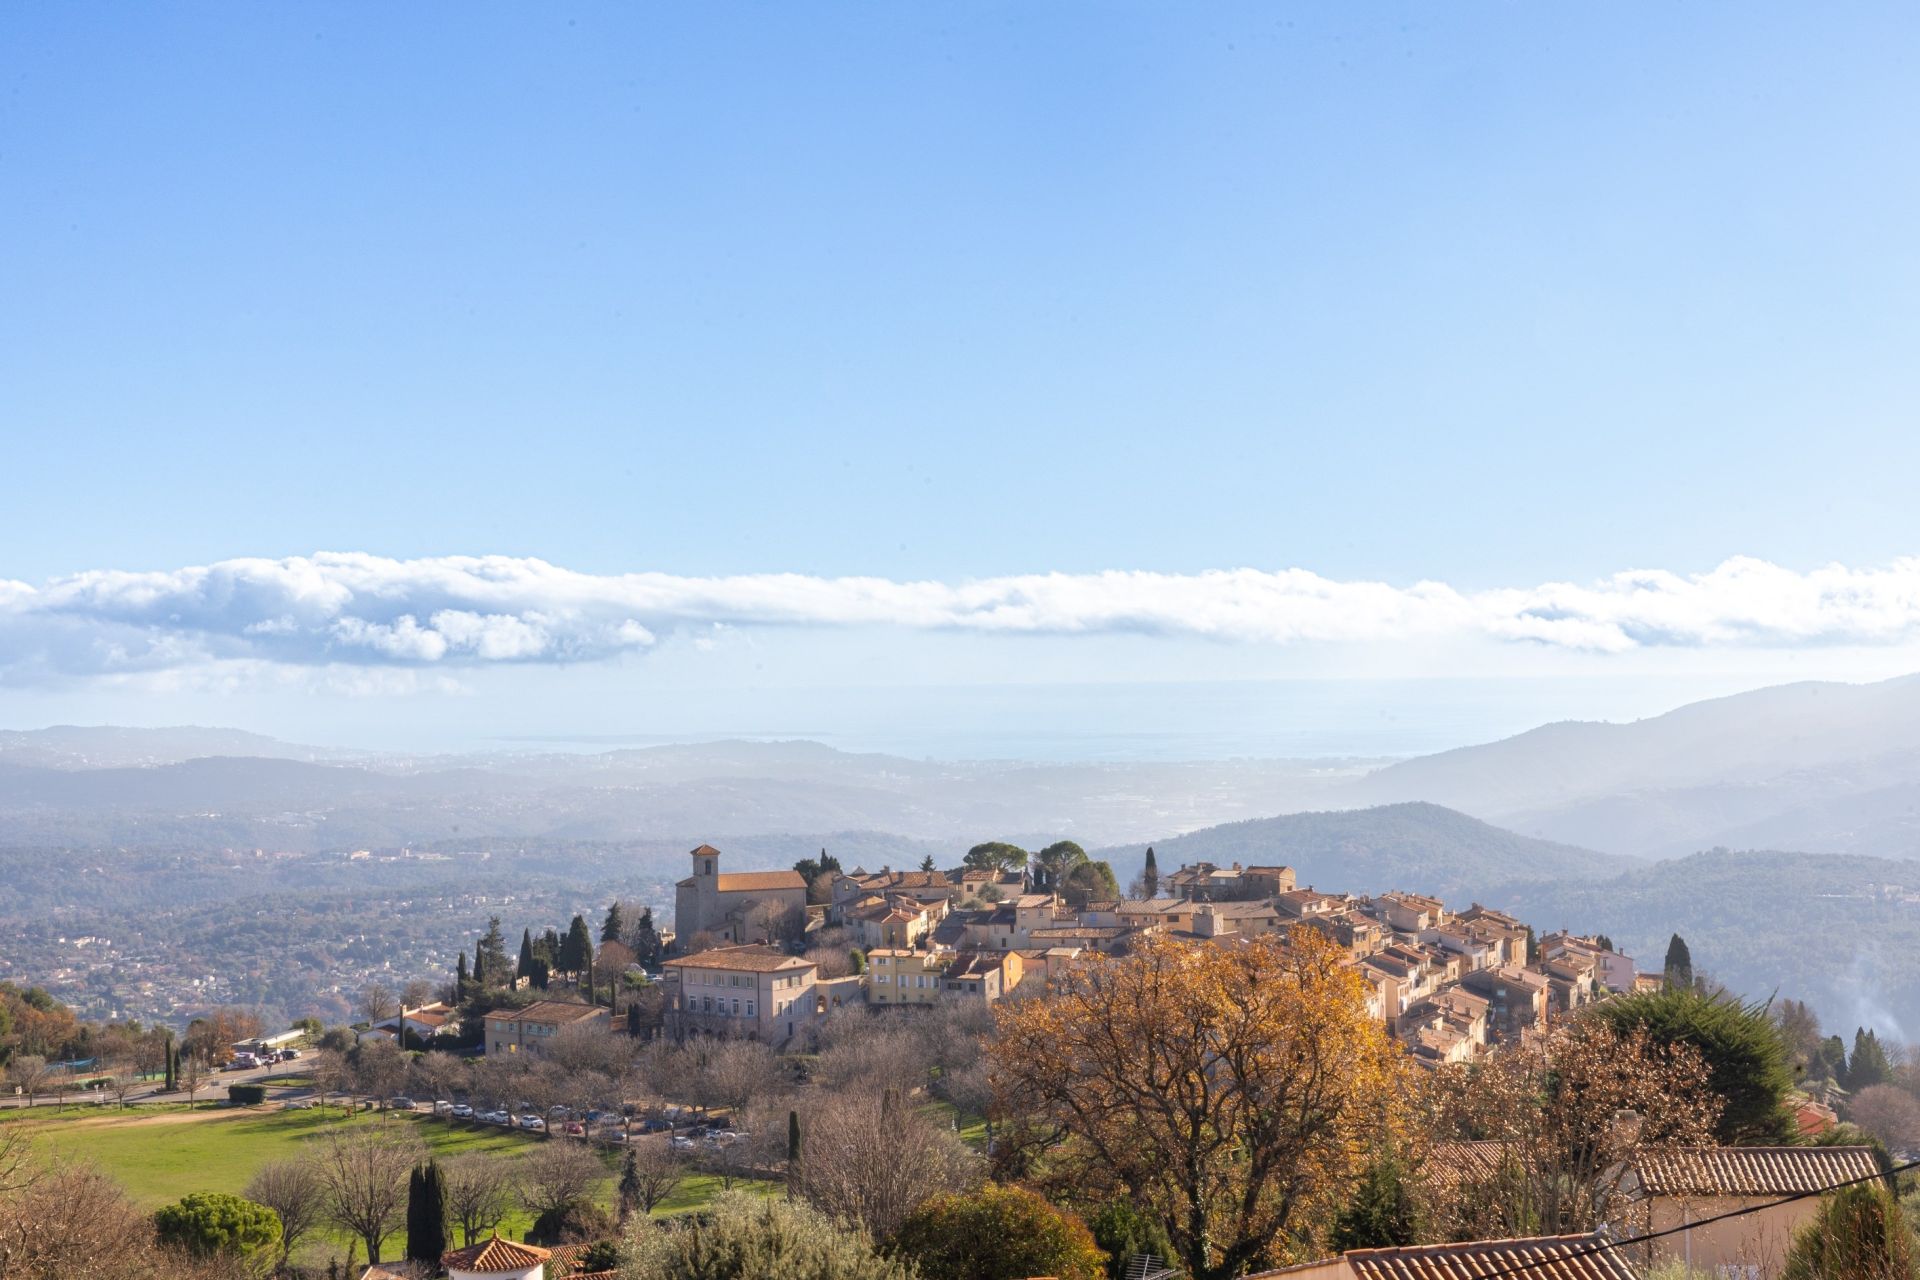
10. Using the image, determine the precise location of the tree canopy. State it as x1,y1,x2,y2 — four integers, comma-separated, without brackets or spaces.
1588,987,1796,1145
1780,1183,1916,1280
962,842,1028,875
153,1190,282,1261
991,927,1407,1280
894,1183,1107,1280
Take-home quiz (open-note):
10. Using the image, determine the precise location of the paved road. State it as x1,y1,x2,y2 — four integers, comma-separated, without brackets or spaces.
0,1058,309,1110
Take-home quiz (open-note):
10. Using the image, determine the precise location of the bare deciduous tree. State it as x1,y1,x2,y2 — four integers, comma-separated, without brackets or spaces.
104,1053,141,1109
411,1050,471,1103
815,1024,933,1092
442,1152,516,1246
309,1123,425,1263
400,979,437,1012
245,1158,327,1270
1427,1019,1722,1239
348,1038,408,1103
358,983,399,1027
618,1141,685,1218
178,1051,208,1109
798,1088,980,1240
1849,1084,1920,1153
688,1039,783,1117
516,1140,605,1221
6,1056,51,1108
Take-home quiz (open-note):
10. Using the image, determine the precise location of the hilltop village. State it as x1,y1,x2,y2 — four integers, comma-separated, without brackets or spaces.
643,843,1651,1067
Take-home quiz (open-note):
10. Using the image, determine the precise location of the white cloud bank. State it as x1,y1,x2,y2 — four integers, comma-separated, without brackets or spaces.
3,552,1920,681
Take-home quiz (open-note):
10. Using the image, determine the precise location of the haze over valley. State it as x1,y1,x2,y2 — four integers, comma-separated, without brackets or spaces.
7,673,1920,1033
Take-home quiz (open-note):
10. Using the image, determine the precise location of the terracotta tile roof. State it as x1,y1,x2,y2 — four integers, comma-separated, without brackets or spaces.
1422,1140,1513,1195
442,1234,552,1271
481,1000,604,1026
665,944,813,974
1254,1234,1639,1280
714,870,807,892
1628,1146,1882,1197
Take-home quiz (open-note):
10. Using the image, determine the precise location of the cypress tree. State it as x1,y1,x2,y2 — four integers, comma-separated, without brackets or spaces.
164,1040,178,1092
1848,1028,1892,1091
1142,846,1159,897
601,901,625,945
786,1109,802,1199
406,1161,447,1265
472,941,487,989
619,1148,642,1221
517,929,536,983
1664,934,1694,990
454,950,469,995
561,915,594,983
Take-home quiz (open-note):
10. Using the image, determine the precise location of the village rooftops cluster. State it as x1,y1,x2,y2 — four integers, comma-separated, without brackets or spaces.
652,844,1663,1063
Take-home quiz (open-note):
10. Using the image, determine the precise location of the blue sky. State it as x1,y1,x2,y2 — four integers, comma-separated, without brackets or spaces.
3,4,1919,751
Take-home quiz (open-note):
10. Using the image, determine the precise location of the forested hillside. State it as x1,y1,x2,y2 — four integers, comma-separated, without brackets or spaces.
1101,801,1631,901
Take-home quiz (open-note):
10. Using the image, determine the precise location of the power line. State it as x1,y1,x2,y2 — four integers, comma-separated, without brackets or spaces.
1439,1154,1920,1280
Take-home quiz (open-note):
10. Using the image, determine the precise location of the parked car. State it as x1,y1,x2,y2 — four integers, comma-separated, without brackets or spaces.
565,1122,585,1136
517,1115,545,1132
433,1100,454,1115
483,1110,511,1125
279,1048,300,1061
670,1135,697,1151
637,1117,669,1133
599,1128,628,1143
451,1104,474,1119
387,1096,415,1111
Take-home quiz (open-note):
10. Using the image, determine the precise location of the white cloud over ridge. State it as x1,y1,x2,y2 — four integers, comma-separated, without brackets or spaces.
3,552,1920,681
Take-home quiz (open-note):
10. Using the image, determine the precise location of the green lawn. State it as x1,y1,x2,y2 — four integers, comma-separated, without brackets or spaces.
921,1099,989,1148
6,1103,777,1264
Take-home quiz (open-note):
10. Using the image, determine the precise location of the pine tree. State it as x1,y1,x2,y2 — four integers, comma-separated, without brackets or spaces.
1329,1147,1423,1249
405,1161,447,1265
517,929,536,983
919,854,936,872
1664,934,1694,989
602,901,625,945
1142,846,1159,897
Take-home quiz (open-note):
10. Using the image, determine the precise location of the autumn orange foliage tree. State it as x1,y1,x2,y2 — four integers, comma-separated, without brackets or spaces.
990,928,1408,1280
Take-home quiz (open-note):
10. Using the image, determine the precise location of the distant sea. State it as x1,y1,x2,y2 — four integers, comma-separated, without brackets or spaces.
495,675,1743,763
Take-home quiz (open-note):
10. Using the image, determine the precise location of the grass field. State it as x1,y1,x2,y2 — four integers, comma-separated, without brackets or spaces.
3,1102,775,1265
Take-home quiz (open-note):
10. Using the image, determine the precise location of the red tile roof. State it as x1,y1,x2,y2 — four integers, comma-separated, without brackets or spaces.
715,870,807,892
666,944,813,974
1628,1146,1882,1197
1255,1234,1639,1280
442,1234,552,1271
481,1000,605,1026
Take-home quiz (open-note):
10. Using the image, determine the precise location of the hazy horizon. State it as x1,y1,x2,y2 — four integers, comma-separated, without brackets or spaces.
7,668,1917,763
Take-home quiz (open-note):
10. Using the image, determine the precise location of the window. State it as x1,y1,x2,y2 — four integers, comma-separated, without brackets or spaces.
746,1001,755,1016
732,998,741,1015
